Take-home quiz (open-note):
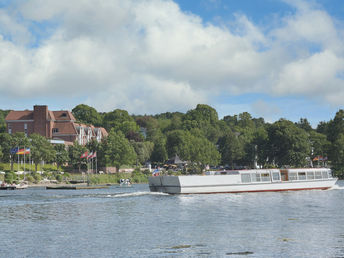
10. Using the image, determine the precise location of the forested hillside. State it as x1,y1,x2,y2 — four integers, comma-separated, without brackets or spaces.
0,104,343,176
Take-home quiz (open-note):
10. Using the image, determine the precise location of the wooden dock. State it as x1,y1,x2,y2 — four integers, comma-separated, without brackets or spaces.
46,185,109,190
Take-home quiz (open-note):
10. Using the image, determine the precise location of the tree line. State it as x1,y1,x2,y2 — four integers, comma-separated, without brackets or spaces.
0,104,344,176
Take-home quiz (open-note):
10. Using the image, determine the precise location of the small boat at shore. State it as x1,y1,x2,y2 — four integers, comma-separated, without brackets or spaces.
0,182,28,190
148,168,337,194
119,178,132,187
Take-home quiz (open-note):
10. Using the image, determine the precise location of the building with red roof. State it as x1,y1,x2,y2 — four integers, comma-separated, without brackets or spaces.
5,105,108,145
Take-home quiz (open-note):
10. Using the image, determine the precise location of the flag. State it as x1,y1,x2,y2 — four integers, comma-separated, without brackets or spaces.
80,151,88,158
16,148,30,155
10,147,19,154
87,152,93,159
91,152,97,159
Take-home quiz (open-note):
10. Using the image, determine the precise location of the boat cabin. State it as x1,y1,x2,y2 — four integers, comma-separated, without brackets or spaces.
206,168,333,184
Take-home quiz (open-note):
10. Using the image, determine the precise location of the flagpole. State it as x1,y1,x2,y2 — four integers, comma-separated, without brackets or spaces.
17,146,19,172
24,145,26,174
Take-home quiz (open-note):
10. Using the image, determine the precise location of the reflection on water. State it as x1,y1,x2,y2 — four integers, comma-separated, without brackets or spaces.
0,182,344,257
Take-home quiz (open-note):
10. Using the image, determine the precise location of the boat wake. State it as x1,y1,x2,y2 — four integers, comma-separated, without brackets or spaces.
105,191,169,198
328,184,344,191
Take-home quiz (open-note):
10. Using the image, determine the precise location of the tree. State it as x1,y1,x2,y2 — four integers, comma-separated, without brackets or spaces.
166,129,220,170
309,131,330,159
102,129,136,170
68,141,87,172
72,104,102,126
54,144,69,171
149,130,168,163
0,109,10,133
103,109,134,131
131,141,154,166
218,130,245,169
331,134,344,174
30,134,56,171
184,104,219,125
266,119,311,167
296,118,313,132
327,109,344,143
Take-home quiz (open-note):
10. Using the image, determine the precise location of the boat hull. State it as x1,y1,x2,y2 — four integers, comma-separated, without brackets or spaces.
148,175,338,194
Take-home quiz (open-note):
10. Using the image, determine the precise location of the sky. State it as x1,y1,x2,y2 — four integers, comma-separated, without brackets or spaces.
1,0,344,126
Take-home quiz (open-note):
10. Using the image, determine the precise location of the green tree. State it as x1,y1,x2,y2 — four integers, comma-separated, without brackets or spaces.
149,130,168,163
218,130,245,168
309,131,330,159
102,129,136,170
166,129,220,170
0,110,10,133
72,104,102,126
0,133,15,169
54,144,70,171
267,119,311,167
30,134,56,171
103,109,134,131
331,133,344,175
296,118,313,132
131,141,154,166
184,104,219,125
68,141,88,172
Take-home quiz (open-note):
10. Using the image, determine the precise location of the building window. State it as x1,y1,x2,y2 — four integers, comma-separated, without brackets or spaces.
8,123,11,134
24,123,28,137
52,128,59,133
61,113,67,117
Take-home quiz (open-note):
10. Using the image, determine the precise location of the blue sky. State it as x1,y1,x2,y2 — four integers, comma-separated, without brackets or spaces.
0,0,344,126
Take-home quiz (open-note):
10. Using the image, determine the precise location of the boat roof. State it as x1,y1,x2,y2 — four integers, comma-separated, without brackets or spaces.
231,169,280,174
284,168,331,172
219,168,331,174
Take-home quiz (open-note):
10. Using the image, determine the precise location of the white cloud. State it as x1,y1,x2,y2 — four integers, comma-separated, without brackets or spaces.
0,0,344,114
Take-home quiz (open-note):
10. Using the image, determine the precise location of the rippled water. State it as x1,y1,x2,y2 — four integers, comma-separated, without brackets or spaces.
1,181,344,257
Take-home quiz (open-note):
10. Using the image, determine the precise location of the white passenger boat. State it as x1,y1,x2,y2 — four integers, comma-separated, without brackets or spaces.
148,168,337,194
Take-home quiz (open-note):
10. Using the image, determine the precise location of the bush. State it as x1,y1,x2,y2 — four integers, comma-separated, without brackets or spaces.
131,169,148,183
4,171,15,184
26,175,34,183
32,173,42,183
55,174,63,182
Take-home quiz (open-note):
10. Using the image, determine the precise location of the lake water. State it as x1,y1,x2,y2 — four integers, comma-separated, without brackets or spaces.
1,181,344,258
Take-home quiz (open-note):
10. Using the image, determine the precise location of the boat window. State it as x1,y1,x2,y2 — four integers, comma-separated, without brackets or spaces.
241,174,251,183
289,172,297,181
322,171,328,179
220,171,227,175
315,172,322,179
307,172,314,180
298,172,306,180
251,173,260,182
272,172,280,181
261,173,270,182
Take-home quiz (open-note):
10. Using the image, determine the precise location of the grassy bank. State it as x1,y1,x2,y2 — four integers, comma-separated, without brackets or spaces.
0,164,150,185
0,162,57,172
